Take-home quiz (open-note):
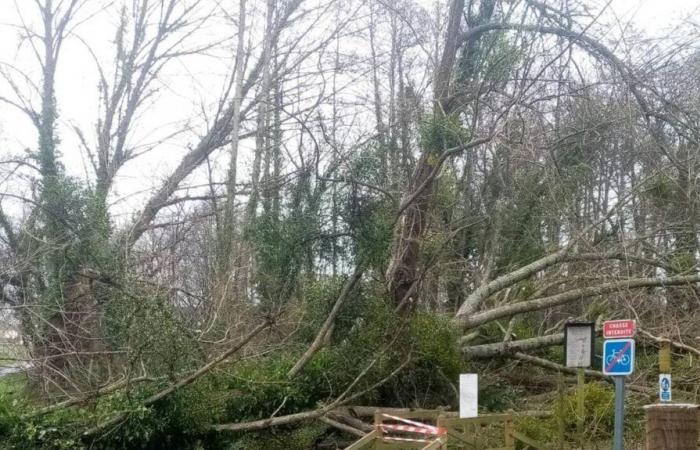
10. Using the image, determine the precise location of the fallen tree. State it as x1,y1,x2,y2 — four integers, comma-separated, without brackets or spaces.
211,357,410,433
460,274,700,329
462,333,565,358
83,320,270,437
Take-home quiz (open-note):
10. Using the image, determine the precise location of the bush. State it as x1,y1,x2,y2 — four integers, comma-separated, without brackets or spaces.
0,284,472,449
227,423,327,450
517,380,645,447
0,372,230,450
375,312,467,409
419,115,469,154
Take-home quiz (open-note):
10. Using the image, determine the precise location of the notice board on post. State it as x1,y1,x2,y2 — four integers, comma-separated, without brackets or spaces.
459,374,478,418
565,322,595,368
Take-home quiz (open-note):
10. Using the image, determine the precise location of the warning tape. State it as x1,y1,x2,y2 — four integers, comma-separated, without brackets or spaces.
380,413,447,436
381,413,441,433
382,436,433,443
380,424,440,435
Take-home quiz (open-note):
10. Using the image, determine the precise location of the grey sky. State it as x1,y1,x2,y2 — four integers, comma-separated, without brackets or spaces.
0,0,697,225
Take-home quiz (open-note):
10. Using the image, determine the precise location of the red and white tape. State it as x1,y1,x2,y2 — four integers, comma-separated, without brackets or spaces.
380,413,446,436
380,424,438,435
382,436,433,443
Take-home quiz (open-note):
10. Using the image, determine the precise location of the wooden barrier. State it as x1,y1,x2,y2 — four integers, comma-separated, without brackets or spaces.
345,410,551,450
346,430,379,450
344,430,447,450
346,409,447,449
437,413,550,450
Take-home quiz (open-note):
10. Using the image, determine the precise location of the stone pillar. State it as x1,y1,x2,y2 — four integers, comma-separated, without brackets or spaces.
644,404,699,450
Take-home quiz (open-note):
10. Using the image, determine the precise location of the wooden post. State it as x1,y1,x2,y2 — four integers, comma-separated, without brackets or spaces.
659,341,672,373
504,415,515,449
577,368,585,448
558,371,567,449
373,410,383,449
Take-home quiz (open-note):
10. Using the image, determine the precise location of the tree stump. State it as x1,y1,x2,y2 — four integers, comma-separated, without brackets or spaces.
644,404,699,450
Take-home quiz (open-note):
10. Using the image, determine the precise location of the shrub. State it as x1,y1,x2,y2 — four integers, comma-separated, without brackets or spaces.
227,423,327,450
517,380,645,447
419,115,469,154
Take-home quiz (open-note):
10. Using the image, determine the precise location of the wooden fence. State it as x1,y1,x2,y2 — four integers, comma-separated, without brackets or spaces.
437,413,549,449
345,409,551,450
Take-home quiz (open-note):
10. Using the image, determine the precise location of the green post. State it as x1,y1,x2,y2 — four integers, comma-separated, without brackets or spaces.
558,371,566,448
659,340,671,373
577,368,585,448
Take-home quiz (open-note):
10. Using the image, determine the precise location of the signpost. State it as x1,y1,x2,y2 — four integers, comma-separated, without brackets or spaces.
658,338,672,405
659,374,672,402
603,327,636,450
659,341,671,373
603,339,635,376
564,322,594,447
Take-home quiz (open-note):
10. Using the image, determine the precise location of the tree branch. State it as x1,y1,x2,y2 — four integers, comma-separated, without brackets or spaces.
462,333,565,358
287,266,364,378
211,357,409,432
83,320,270,437
461,274,700,329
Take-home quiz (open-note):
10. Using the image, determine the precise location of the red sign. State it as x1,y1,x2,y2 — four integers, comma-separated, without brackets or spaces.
603,320,636,338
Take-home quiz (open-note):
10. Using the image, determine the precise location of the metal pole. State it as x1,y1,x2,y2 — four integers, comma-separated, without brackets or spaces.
613,376,625,450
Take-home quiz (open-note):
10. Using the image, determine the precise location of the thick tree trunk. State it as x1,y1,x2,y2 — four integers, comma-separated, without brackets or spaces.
385,0,465,310
40,277,113,390
462,333,565,358
386,156,441,310
29,0,115,390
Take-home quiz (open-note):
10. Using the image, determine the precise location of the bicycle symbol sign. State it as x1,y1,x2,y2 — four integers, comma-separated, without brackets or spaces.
659,374,672,402
602,339,635,376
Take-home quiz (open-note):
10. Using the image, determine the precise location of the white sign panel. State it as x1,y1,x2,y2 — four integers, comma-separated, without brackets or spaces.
565,323,594,368
459,374,478,418
659,374,672,402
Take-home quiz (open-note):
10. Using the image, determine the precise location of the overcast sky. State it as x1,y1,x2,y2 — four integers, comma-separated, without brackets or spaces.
611,0,696,30
0,0,697,223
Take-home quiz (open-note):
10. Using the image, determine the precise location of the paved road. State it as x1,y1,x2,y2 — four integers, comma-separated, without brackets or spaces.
0,365,25,377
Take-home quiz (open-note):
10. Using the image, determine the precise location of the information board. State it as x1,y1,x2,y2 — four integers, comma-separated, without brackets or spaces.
565,322,595,368
459,374,478,418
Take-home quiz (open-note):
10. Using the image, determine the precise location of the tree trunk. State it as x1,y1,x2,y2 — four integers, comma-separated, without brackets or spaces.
385,0,465,310
219,0,247,277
